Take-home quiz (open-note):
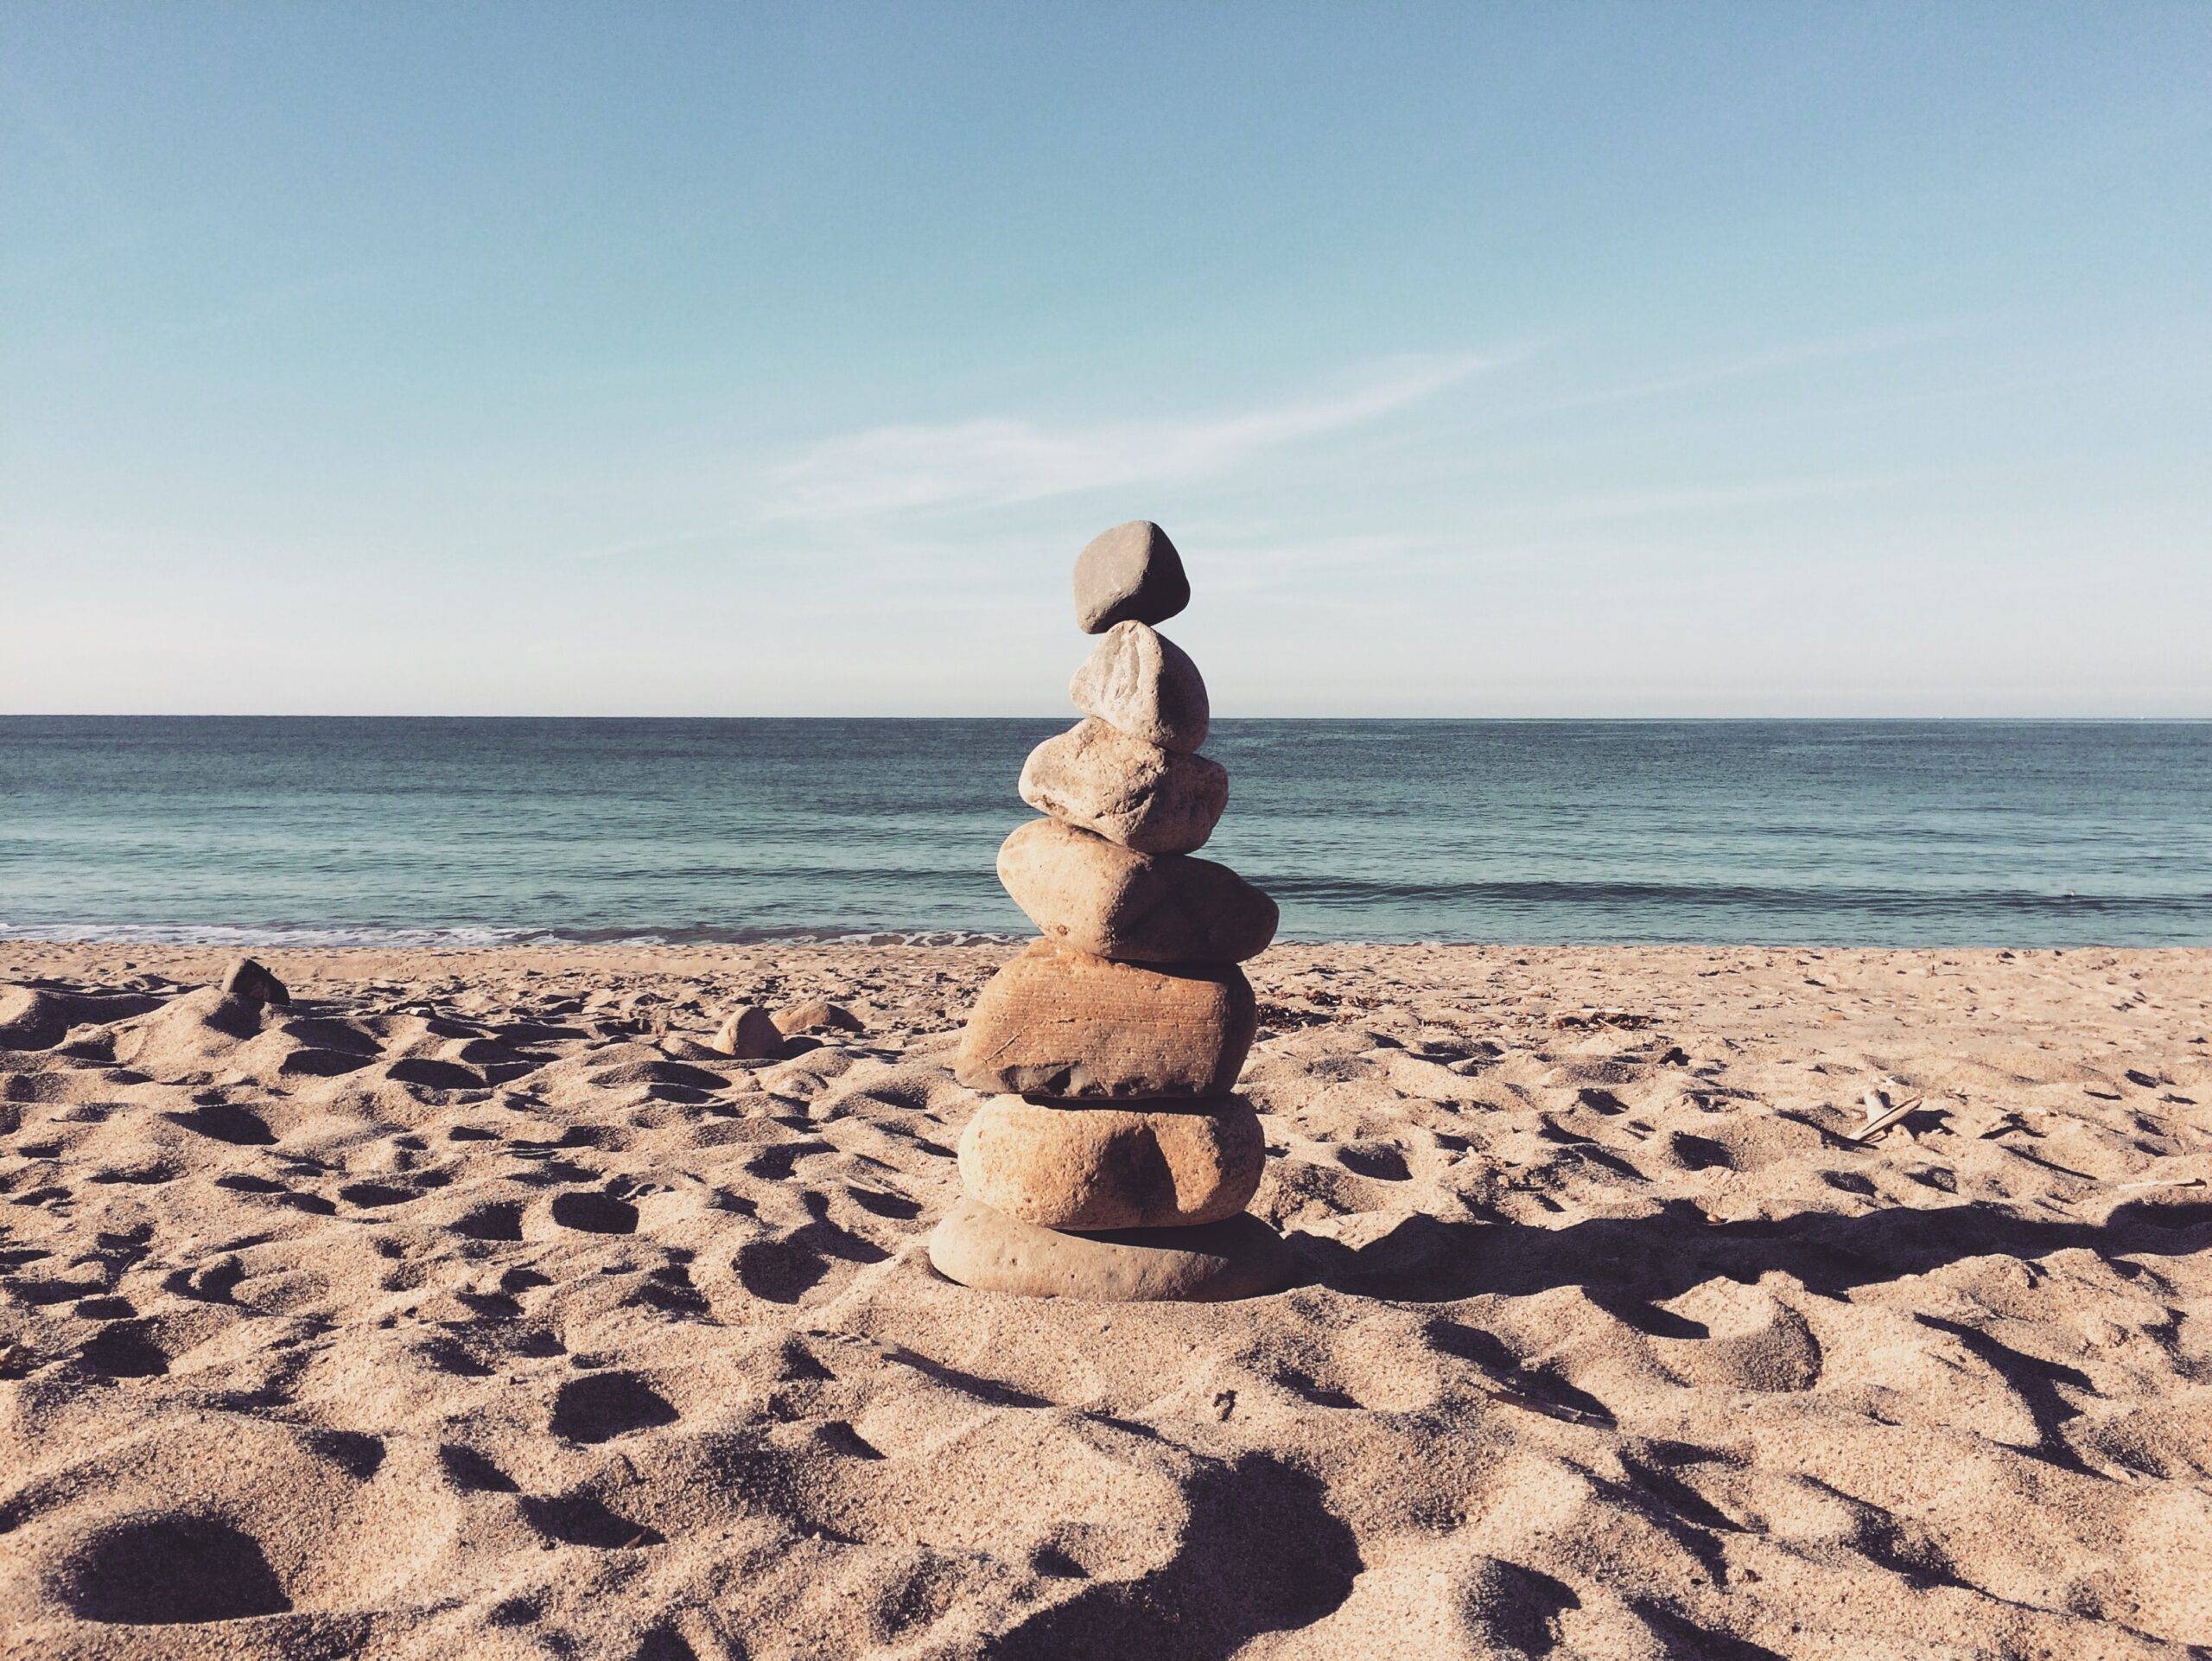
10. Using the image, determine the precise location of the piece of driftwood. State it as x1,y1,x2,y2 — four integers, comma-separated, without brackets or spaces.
1547,1009,1655,1031
1846,1088,1926,1145
1477,1382,1611,1427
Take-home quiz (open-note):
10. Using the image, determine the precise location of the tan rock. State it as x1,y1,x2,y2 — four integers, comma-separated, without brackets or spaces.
956,939,1256,1098
957,1096,1262,1229
773,997,863,1036
1070,621,1208,753
996,819,1277,964
710,1004,784,1059
1017,718,1227,855
1072,520,1189,633
928,1197,1291,1301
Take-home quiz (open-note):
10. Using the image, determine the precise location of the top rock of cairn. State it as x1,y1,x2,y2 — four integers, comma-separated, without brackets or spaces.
1071,520,1190,633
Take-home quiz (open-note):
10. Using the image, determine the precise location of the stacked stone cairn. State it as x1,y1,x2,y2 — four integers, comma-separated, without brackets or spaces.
928,521,1292,1301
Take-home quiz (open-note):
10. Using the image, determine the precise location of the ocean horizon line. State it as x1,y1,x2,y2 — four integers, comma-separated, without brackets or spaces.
3,923,2199,953
4,712,2209,725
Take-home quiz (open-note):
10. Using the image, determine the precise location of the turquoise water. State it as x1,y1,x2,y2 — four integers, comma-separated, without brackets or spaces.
1,718,2207,946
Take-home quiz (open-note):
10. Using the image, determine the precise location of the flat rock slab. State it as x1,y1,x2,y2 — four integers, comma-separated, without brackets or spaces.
1019,718,1228,855
957,1096,1263,1230
956,939,1256,1098
928,1198,1291,1302
997,819,1277,965
1070,621,1209,754
1072,520,1189,633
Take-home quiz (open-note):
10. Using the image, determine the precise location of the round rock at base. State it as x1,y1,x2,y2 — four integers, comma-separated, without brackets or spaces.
928,1197,1292,1302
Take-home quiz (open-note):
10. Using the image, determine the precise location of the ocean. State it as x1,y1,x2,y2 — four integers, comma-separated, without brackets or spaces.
2,717,2207,948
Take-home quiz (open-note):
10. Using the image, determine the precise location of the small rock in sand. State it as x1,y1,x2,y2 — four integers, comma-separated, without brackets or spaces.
773,997,864,1036
1019,718,1228,854
1072,519,1189,633
710,1004,784,1059
997,818,1277,964
220,957,290,1006
957,1096,1263,1230
1070,621,1209,753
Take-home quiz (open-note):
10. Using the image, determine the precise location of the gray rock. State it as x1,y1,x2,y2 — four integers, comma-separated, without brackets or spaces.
997,818,1277,964
928,1197,1291,1301
1018,718,1227,854
220,958,290,1007
1069,621,1209,753
1072,520,1189,633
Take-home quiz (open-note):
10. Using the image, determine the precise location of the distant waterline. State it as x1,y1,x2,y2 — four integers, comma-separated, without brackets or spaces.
2,717,2207,949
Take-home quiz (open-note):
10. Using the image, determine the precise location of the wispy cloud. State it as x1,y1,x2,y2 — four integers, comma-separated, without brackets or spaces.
1493,474,1908,522
1530,321,1974,417
760,352,1496,520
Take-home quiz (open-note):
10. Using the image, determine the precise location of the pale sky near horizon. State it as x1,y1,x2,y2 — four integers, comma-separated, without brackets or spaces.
3,3,2207,717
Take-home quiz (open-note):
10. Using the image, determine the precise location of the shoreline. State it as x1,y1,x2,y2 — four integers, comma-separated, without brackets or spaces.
9,937,2210,965
9,939,2210,1053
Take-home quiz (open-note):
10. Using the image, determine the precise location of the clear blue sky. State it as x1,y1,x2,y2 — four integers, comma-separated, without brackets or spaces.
3,3,2206,716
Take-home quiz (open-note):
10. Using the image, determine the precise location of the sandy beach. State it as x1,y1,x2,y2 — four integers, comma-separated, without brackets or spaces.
0,940,2205,1658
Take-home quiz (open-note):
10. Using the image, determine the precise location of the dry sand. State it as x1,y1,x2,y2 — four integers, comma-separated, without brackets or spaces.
2,941,2208,1659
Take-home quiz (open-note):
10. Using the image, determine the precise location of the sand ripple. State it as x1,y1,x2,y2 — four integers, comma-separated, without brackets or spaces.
1,941,2208,1658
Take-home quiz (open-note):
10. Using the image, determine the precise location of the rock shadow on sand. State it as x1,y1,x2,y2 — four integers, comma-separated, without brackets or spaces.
550,1371,678,1444
1303,1196,2212,1312
56,1511,292,1624
990,1454,1358,1661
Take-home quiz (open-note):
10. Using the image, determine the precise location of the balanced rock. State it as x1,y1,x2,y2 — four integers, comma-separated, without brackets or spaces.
930,1197,1291,1301
1072,520,1190,633
997,818,1277,964
936,516,1287,1306
1018,718,1227,855
220,957,289,1007
957,1097,1262,1230
956,939,1256,1098
711,1004,784,1059
1071,621,1209,753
